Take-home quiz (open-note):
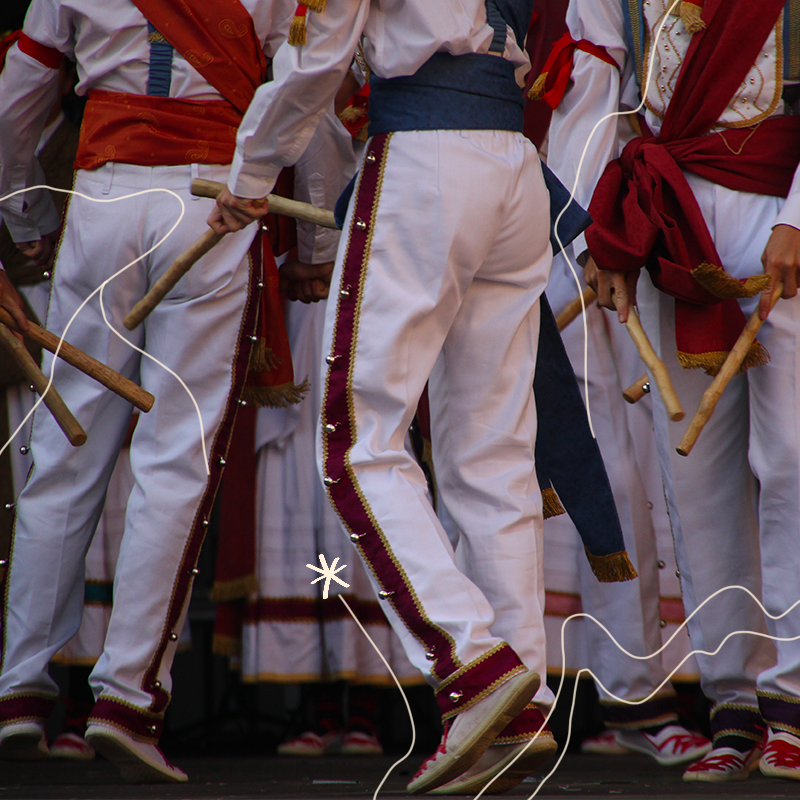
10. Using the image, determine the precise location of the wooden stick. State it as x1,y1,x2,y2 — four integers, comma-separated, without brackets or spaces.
0,309,154,413
556,287,597,332
123,229,224,330
0,324,86,446
613,296,684,422
677,281,783,457
622,373,650,404
190,179,339,229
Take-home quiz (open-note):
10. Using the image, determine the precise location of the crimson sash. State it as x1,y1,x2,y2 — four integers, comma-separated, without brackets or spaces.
586,0,800,373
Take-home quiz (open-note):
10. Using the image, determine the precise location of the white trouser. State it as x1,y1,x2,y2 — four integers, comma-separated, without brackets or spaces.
0,162,257,733
320,130,554,716
638,174,797,731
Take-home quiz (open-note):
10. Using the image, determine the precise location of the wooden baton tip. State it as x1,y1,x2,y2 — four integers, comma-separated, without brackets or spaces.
0,309,154,413
677,280,783,457
622,373,650,404
612,296,685,422
190,179,339,230
0,323,87,446
123,228,224,330
555,286,598,332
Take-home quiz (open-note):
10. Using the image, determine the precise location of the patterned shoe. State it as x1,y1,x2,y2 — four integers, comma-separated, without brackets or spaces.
341,729,383,756
581,729,633,756
50,732,96,761
85,723,187,783
683,744,762,782
760,730,800,780
615,725,711,766
277,730,340,757
0,721,49,760
407,669,541,794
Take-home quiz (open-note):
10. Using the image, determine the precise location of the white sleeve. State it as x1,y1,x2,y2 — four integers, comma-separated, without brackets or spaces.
775,166,800,231
0,44,61,243
228,0,369,199
292,109,357,264
546,0,629,258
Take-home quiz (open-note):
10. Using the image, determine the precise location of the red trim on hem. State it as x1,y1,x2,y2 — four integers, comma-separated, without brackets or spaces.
0,693,56,726
435,644,526,720
17,33,62,70
89,697,163,743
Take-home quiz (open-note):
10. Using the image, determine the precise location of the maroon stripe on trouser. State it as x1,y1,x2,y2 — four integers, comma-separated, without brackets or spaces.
0,693,56,726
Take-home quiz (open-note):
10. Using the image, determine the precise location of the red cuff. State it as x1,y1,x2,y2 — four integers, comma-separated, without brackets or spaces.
18,33,62,70
531,32,619,110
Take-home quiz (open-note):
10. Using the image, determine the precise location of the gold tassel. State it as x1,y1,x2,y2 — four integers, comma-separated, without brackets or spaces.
288,13,306,46
355,125,369,142
242,377,310,408
680,1,706,34
209,574,259,603
542,487,566,520
691,262,771,300
300,0,326,12
338,105,367,125
249,339,280,372
212,634,242,658
585,547,638,583
528,71,548,101
677,341,770,377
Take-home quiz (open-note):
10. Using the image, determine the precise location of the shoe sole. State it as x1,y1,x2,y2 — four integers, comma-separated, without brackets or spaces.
617,736,711,766
408,670,541,794
86,731,187,783
429,736,557,795
760,763,800,780
0,732,48,761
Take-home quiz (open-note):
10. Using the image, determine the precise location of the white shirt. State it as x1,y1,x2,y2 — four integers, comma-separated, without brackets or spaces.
228,0,531,198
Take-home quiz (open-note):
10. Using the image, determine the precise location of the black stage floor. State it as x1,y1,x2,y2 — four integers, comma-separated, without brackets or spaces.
2,752,799,800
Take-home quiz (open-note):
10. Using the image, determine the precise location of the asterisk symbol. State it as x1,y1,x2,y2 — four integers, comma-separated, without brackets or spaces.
307,553,350,599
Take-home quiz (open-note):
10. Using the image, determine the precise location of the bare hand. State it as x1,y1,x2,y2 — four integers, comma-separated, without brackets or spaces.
207,187,269,235
0,270,29,334
279,260,334,303
17,231,58,269
585,256,640,322
760,224,800,320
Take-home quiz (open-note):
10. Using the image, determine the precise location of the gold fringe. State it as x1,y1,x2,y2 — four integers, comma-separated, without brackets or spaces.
242,377,310,408
355,125,369,142
585,548,638,583
528,71,548,101
212,634,241,658
677,341,770,377
249,339,280,372
288,14,306,46
692,263,771,300
680,2,706,34
338,105,367,125
300,0,326,11
209,574,258,603
542,487,566,520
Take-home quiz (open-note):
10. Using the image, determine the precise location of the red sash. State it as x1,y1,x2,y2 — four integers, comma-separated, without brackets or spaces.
586,0,800,374
130,0,268,115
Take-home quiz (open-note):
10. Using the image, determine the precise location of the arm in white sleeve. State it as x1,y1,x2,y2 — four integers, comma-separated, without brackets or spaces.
229,0,369,199
292,109,357,264
776,165,800,231
0,45,61,243
546,0,629,258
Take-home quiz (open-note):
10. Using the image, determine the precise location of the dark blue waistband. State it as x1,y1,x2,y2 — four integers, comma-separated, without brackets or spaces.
368,52,525,136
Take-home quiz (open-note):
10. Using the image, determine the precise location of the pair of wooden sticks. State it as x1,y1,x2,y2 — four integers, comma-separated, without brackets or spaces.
0,309,154,447
559,282,783,455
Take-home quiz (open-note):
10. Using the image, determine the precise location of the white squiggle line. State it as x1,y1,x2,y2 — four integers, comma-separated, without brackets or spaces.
551,0,682,437
337,594,416,800
0,185,212,474
470,584,800,799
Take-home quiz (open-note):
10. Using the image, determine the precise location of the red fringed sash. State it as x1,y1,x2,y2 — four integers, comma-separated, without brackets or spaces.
586,0,800,374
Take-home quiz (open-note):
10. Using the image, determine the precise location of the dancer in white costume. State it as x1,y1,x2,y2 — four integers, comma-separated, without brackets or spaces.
212,0,561,793
0,0,302,783
544,253,706,764
547,0,800,782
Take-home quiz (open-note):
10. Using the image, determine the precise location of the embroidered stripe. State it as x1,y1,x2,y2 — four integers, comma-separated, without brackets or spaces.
321,133,465,683
786,0,800,81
